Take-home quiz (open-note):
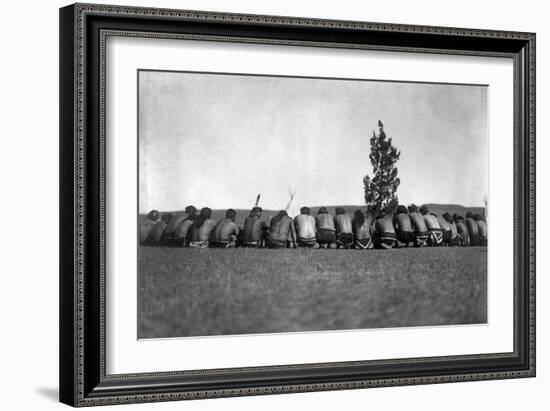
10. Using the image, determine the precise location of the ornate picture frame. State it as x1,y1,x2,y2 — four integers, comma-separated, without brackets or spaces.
59,3,535,406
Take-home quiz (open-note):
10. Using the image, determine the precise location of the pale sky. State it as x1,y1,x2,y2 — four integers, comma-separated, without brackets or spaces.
138,70,487,214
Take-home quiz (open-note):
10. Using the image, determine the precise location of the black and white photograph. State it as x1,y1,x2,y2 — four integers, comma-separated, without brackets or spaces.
137,70,489,339
54,1,537,407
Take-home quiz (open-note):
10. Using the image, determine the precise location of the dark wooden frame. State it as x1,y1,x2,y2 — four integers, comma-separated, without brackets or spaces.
60,3,536,407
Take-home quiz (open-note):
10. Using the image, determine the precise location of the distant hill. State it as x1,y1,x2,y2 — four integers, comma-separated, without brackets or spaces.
139,204,484,227
422,204,485,219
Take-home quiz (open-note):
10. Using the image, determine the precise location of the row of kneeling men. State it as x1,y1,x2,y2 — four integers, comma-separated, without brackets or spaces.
140,204,487,249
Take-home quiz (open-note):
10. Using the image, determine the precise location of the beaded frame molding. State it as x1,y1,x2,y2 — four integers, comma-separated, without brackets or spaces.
59,3,535,407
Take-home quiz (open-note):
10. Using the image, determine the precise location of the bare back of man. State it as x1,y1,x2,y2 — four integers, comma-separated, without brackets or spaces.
315,207,336,248
477,220,488,238
191,220,216,242
423,214,441,230
175,219,194,246
420,206,443,246
408,205,429,247
475,216,488,246
466,216,480,245
243,208,268,247
352,210,373,249
334,215,352,234
211,219,239,248
393,206,414,247
455,216,470,246
189,208,217,248
146,220,168,245
437,215,453,246
334,208,353,249
163,213,187,239
374,216,396,249
140,219,157,244
448,221,460,245
268,211,296,248
140,210,160,244
437,215,451,231
316,213,335,231
294,207,316,247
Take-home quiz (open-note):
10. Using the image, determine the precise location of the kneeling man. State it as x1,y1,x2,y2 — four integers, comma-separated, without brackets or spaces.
465,212,480,246
437,213,453,246
144,212,171,246
420,205,443,246
393,205,415,247
189,207,217,248
373,213,396,249
352,209,373,250
268,210,296,248
294,207,317,248
140,210,160,245
475,214,488,246
442,212,461,246
174,213,196,247
408,204,429,247
316,207,336,248
210,209,240,248
242,207,269,248
163,205,196,242
454,214,470,246
334,207,354,249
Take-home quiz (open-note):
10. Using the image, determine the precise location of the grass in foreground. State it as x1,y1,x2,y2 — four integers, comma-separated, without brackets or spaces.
138,247,487,338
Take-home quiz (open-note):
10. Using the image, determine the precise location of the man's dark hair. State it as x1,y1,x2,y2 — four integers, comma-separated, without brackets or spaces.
419,205,429,215
353,209,365,225
318,207,328,215
454,214,464,222
396,205,408,214
474,214,483,221
335,207,346,215
466,211,474,219
443,212,452,223
249,206,262,217
300,206,310,215
271,210,287,227
161,212,173,223
408,204,418,213
225,209,237,220
147,210,159,221
196,207,212,229
185,205,197,215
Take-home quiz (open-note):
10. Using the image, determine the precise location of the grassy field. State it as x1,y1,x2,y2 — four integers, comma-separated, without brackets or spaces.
138,246,487,339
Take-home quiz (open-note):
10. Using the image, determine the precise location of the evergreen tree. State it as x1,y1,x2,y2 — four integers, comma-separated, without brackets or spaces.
363,120,401,216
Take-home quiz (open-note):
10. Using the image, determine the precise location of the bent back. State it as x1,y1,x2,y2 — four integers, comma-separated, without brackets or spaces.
212,219,239,241
423,214,441,230
477,220,488,238
294,214,316,239
409,212,428,233
244,216,266,242
270,216,293,242
316,213,335,231
466,218,479,236
375,217,395,234
334,214,352,234
394,213,413,232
